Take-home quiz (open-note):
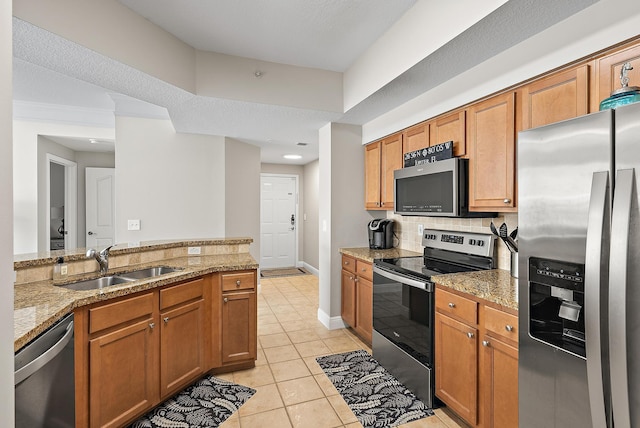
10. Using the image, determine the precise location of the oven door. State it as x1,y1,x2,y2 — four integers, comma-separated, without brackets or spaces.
372,265,435,407
372,266,434,366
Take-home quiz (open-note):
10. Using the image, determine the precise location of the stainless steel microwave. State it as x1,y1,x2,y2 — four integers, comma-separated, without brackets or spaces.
394,158,494,217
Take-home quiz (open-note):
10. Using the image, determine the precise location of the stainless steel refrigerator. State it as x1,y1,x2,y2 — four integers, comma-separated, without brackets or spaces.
518,101,640,428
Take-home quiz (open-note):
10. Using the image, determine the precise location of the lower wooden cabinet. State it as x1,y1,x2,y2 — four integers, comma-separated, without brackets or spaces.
75,270,257,427
435,286,518,428
220,270,257,366
340,254,373,344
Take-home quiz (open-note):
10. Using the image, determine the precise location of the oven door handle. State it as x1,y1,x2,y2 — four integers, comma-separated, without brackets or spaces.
373,266,433,291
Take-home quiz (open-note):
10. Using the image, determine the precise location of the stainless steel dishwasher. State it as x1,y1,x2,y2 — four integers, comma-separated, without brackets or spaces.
15,313,74,428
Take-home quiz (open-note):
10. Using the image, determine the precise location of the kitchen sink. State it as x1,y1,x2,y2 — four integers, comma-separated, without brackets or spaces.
117,266,183,280
60,275,136,291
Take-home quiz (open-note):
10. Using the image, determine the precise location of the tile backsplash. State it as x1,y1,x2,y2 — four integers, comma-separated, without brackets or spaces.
387,213,518,271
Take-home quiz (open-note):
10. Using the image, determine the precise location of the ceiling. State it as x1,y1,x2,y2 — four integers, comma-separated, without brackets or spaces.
12,0,603,164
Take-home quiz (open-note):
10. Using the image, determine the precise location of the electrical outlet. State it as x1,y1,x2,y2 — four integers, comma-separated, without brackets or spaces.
60,265,68,275
127,219,141,231
418,224,424,235
188,246,201,255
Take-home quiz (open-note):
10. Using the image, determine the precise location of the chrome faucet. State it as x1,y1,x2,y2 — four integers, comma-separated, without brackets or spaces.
86,246,113,274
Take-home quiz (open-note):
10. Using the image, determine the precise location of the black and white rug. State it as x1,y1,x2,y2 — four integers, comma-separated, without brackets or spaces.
129,375,255,428
316,350,434,427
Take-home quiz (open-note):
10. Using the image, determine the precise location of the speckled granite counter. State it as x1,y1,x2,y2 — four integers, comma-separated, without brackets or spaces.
15,251,257,352
432,269,518,312
340,247,422,262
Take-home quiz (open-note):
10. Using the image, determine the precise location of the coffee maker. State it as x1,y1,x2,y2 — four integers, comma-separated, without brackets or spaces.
368,219,394,249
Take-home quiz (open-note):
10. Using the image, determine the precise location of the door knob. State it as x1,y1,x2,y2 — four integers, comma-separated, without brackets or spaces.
482,340,490,347
503,198,511,204
149,323,155,329
163,317,169,324
505,325,514,332
467,332,474,339
448,302,456,308
223,297,228,303
88,231,95,235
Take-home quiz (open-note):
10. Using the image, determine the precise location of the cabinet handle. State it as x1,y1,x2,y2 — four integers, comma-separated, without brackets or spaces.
482,340,491,347
381,202,385,207
344,261,349,265
223,297,228,303
349,276,354,280
448,302,456,308
362,268,367,272
505,324,514,332
149,323,155,329
354,278,359,283
503,198,511,204
163,317,169,324
236,280,241,286
467,332,474,339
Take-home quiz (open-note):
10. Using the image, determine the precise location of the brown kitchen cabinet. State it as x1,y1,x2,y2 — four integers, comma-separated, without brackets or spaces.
340,254,373,344
595,41,640,111
467,92,516,212
430,109,466,157
403,121,429,154
520,65,590,130
220,271,257,366
364,132,403,210
435,286,519,427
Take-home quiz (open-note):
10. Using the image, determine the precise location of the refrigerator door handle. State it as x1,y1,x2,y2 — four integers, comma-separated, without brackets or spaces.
609,168,636,428
585,171,611,428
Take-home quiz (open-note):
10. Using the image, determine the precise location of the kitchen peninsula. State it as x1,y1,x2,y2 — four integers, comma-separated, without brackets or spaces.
14,237,258,427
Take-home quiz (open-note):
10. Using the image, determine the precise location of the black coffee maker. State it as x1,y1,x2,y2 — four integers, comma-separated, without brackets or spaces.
368,219,394,249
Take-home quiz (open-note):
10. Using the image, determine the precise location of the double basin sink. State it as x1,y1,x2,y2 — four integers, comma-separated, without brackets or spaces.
61,266,183,291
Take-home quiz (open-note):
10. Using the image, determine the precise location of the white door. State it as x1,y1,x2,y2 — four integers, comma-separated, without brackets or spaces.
86,167,116,249
260,175,297,269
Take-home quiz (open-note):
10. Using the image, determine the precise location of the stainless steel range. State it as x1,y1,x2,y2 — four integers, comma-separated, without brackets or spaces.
372,229,496,408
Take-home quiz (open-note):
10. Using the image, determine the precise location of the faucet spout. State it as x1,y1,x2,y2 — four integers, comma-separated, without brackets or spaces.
86,245,113,274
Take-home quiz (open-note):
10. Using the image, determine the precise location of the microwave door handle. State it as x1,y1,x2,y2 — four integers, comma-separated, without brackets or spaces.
585,171,611,428
609,169,636,428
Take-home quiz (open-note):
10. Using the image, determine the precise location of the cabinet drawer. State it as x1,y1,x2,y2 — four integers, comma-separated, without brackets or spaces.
160,277,204,310
342,255,356,274
89,292,155,335
356,260,373,281
436,288,478,325
484,306,518,343
222,271,255,292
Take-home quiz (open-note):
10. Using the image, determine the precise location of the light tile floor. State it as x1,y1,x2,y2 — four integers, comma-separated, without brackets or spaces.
218,274,468,428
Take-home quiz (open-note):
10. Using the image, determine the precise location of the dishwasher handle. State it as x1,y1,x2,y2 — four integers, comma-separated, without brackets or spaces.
15,320,74,385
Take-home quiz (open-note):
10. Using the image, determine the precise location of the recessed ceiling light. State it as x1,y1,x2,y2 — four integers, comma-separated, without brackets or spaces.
89,138,99,144
283,154,302,160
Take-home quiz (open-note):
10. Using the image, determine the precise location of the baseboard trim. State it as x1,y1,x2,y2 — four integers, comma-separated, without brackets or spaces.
302,262,319,276
317,308,346,330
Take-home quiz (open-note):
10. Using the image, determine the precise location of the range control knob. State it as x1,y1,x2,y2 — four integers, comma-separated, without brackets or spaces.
477,240,485,246
469,239,476,245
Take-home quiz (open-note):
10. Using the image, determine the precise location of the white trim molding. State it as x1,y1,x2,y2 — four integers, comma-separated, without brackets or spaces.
317,308,346,330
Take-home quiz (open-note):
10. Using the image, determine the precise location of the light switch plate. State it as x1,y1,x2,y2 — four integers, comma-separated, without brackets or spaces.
127,219,141,231
418,224,424,235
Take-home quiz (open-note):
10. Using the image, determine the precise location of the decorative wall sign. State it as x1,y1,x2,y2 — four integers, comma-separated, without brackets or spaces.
403,141,453,167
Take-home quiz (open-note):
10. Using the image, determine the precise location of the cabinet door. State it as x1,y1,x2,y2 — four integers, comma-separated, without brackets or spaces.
403,122,429,154
596,42,640,110
435,312,478,425
467,92,516,211
355,276,372,344
221,291,257,364
521,65,589,130
341,269,357,328
160,299,206,399
381,133,403,209
482,336,518,428
89,318,158,428
365,141,382,209
430,110,466,157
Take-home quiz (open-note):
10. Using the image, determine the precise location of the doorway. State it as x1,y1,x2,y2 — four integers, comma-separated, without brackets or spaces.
46,154,77,251
260,174,298,269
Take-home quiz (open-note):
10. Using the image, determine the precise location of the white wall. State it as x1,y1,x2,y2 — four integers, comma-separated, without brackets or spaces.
318,123,374,328
13,120,115,254
225,138,261,260
303,160,319,272
115,116,226,243
1,0,14,424
363,0,640,143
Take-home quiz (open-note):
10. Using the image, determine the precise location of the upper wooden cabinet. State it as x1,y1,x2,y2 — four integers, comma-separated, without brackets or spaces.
520,65,590,130
403,122,429,154
467,92,516,211
430,109,466,157
596,42,640,110
365,132,403,210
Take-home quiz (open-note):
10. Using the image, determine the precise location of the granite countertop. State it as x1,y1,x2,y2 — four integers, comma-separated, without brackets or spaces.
339,247,422,263
14,253,258,352
432,269,518,311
